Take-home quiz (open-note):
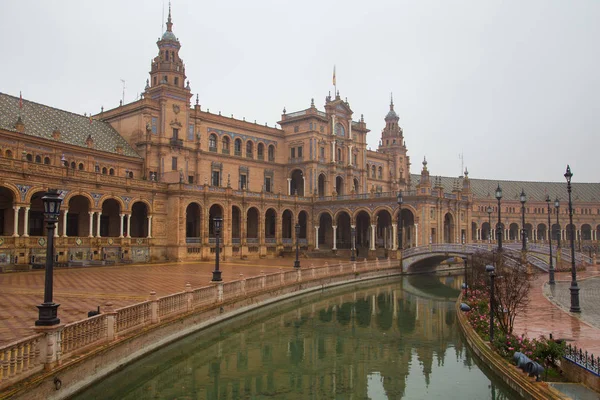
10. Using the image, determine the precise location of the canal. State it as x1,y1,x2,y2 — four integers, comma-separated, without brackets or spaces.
72,274,517,399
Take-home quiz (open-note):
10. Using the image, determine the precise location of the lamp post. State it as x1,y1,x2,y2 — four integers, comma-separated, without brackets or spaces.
35,189,62,326
486,264,496,342
520,189,527,252
565,165,580,313
397,191,403,250
486,206,493,243
294,223,301,268
495,184,503,251
546,195,555,285
555,198,561,249
462,256,468,297
211,217,223,282
350,225,356,261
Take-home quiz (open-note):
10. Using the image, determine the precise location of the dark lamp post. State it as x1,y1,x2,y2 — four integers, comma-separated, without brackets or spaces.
350,225,356,261
546,195,555,285
462,256,468,297
520,189,527,252
486,206,493,243
554,198,561,248
211,217,223,282
495,184,503,251
486,264,496,342
397,191,404,250
294,223,301,268
35,189,63,326
565,165,580,313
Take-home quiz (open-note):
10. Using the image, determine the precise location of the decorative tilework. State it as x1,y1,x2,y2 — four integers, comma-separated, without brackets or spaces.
15,184,30,201
121,196,132,209
91,193,103,207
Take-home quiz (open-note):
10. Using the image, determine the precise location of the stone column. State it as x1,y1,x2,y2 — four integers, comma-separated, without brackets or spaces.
23,207,30,237
370,224,376,250
96,212,102,237
119,214,124,238
392,223,398,250
62,210,68,237
287,178,292,195
332,140,336,163
126,214,132,238
12,206,20,237
302,176,305,197
415,223,419,247
332,225,337,250
88,212,94,237
147,215,153,238
314,226,320,250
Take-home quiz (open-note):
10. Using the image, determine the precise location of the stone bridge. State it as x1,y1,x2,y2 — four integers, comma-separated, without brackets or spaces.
401,243,550,272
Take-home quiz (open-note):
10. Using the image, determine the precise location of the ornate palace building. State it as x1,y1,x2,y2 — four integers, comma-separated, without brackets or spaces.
1,10,599,266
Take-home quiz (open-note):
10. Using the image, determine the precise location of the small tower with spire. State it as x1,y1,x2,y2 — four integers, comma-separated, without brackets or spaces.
145,3,190,97
378,94,410,189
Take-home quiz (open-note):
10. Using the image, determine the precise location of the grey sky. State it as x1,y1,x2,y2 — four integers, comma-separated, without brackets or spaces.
3,0,599,182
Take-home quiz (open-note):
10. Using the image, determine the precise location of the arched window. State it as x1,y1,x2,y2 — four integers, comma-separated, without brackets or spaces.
337,148,342,162
71,161,76,169
44,157,50,165
268,145,275,161
222,136,230,154
128,171,134,179
5,150,12,158
371,165,376,178
35,155,42,163
26,153,33,162
102,167,107,174
335,123,345,137
109,168,115,176
246,141,253,158
78,163,84,170
378,167,383,179
209,134,217,151
257,143,264,160
234,139,242,155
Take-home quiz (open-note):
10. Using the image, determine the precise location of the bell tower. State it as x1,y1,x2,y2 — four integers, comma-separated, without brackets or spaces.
144,3,191,100
377,94,410,187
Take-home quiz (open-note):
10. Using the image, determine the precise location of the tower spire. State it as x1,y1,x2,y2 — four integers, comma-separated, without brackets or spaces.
390,92,394,109
166,1,173,32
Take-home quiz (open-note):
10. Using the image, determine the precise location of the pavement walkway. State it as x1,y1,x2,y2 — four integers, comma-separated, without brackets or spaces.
513,266,600,355
0,256,335,346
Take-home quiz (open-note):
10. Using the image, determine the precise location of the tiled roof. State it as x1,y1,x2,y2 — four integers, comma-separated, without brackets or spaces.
0,92,140,158
410,174,600,203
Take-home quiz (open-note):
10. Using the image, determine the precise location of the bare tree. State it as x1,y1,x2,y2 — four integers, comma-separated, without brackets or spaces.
470,251,537,334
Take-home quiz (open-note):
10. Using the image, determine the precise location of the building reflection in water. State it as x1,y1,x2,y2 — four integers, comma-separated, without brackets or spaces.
74,275,516,400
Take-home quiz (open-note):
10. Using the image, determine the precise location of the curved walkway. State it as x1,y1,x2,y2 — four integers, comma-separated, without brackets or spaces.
513,267,600,355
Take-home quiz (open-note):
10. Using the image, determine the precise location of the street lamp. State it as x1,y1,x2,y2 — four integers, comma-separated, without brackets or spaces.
462,256,468,297
520,189,527,252
564,165,580,313
35,189,63,326
546,195,555,285
486,206,493,243
397,191,403,250
211,216,223,282
350,225,356,261
486,264,496,342
294,223,301,268
554,198,561,249
495,184,503,251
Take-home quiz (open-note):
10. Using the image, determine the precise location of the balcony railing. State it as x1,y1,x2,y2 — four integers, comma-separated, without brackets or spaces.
288,157,304,164
234,150,242,157
209,146,217,153
170,138,184,147
221,148,230,155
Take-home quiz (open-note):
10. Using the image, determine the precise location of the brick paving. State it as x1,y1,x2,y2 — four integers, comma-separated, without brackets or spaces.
0,257,335,346
513,267,600,355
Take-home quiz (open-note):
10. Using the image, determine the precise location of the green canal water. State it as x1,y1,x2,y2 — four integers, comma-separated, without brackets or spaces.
72,274,517,399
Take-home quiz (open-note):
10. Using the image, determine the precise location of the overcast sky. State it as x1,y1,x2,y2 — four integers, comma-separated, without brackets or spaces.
3,0,599,182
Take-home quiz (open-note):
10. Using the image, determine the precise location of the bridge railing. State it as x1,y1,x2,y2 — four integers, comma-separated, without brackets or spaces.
0,258,400,391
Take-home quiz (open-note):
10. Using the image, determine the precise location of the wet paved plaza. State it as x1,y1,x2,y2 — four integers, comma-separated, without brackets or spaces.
0,257,322,346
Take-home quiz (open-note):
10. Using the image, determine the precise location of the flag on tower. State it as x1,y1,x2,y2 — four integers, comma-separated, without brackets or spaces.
332,65,336,86
19,92,23,109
